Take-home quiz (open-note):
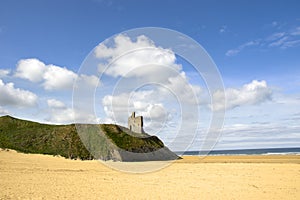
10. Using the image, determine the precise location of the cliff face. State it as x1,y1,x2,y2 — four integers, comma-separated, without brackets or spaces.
0,116,179,161
99,124,179,161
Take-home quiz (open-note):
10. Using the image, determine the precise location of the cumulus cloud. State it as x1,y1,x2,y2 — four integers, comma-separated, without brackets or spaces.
43,65,77,90
46,98,99,124
94,34,203,133
0,79,37,107
101,75,199,125
100,80,200,135
101,89,171,126
46,106,75,124
95,34,154,59
160,71,202,105
213,80,272,111
102,91,151,123
47,99,66,109
15,58,46,82
77,74,99,88
0,69,10,77
95,34,181,80
49,110,75,124
15,58,99,90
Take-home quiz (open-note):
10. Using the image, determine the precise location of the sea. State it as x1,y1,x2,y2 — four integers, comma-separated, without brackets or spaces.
175,147,300,156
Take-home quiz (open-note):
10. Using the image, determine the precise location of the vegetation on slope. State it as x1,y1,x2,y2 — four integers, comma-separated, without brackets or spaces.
0,116,170,161
0,115,92,160
101,124,164,152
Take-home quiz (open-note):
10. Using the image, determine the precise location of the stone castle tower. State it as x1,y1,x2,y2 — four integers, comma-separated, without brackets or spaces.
128,112,143,133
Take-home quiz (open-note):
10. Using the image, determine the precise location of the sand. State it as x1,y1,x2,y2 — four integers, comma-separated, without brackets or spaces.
0,149,299,200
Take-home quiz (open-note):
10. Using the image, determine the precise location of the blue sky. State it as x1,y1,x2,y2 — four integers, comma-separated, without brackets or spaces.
0,0,300,151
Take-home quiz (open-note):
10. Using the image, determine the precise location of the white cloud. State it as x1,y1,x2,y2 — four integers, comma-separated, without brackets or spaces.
0,79,37,107
46,106,75,124
226,40,260,56
0,106,8,115
100,74,200,133
226,26,300,56
94,34,202,133
15,58,99,90
281,40,300,49
269,36,289,47
139,103,171,133
43,65,77,90
49,108,75,124
0,69,10,77
95,34,200,104
215,123,300,150
142,104,166,119
95,34,154,59
102,90,173,133
46,98,99,124
102,91,145,124
291,27,300,36
101,71,201,122
160,72,202,105
213,80,272,111
47,99,66,109
267,28,300,49
95,34,181,80
266,32,286,41
225,49,240,57
77,74,100,87
102,90,163,120
15,58,46,82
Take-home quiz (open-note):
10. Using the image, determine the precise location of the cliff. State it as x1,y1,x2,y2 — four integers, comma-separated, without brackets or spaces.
0,115,179,161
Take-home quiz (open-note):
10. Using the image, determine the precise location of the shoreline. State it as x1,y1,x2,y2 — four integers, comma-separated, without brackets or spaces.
1,148,300,163
179,155,300,164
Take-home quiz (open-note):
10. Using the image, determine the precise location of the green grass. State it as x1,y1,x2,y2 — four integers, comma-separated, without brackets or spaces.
0,116,167,160
0,115,92,160
101,124,164,152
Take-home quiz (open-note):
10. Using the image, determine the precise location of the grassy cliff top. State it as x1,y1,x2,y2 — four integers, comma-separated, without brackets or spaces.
0,115,168,160
100,124,164,153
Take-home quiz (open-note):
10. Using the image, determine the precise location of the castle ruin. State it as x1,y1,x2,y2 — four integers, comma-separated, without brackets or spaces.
128,112,143,133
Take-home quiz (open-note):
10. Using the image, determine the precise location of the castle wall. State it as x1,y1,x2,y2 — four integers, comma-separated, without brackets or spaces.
128,112,143,133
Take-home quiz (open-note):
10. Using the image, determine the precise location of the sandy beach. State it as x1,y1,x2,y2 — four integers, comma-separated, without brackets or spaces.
0,149,299,200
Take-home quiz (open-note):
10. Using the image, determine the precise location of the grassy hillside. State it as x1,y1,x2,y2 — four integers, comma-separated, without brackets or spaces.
0,115,92,160
0,116,174,161
101,124,164,152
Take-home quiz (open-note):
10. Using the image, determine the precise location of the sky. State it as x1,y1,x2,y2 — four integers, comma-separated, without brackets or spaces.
0,0,300,151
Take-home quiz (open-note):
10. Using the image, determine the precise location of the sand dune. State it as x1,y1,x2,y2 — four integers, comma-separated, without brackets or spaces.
0,149,299,199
